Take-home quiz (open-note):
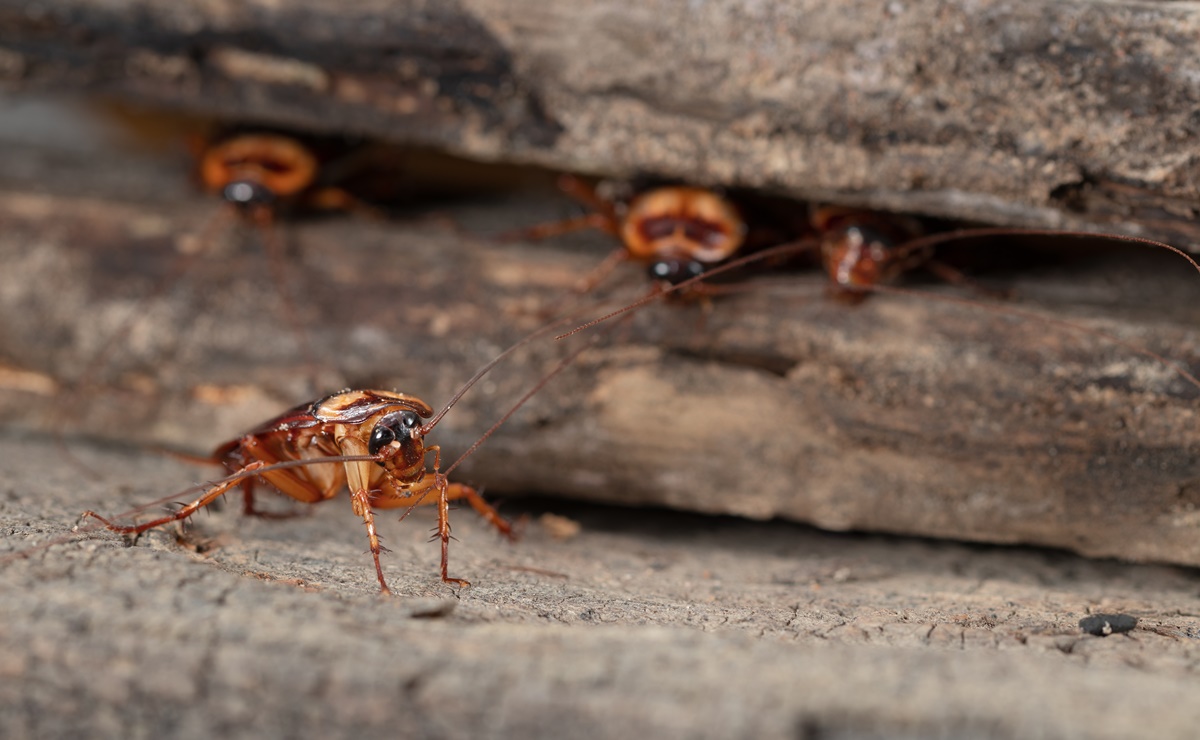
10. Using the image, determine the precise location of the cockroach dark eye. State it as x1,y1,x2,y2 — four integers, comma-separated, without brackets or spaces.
368,425,397,456
649,259,706,285
223,181,275,208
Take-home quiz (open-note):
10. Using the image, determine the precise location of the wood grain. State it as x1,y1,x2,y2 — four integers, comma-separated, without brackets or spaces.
2,0,1200,244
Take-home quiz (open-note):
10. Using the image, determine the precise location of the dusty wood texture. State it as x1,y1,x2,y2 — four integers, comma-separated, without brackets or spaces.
3,0,1200,245
2,130,1200,570
5,432,1200,739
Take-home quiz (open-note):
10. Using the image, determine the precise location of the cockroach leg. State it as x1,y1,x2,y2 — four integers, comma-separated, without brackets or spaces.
83,461,269,537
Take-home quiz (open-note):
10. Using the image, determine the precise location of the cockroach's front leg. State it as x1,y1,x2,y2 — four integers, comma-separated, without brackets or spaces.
83,461,268,536
337,436,394,595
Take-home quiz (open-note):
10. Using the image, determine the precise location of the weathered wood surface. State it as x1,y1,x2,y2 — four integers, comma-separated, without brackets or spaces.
1,130,1200,569
6,434,1200,739
5,110,1200,740
3,0,1200,245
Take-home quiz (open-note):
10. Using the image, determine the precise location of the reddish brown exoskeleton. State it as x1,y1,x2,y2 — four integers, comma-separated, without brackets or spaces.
502,175,749,294
562,225,1200,347
77,305,603,595
809,206,1002,301
196,130,365,224
84,390,510,593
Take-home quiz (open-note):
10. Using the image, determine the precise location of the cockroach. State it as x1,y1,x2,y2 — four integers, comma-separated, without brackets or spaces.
191,129,386,385
71,305,608,595
561,226,1200,369
83,390,505,593
810,205,925,299
798,205,1008,302
44,129,378,473
505,180,997,305
500,175,751,294
196,129,369,224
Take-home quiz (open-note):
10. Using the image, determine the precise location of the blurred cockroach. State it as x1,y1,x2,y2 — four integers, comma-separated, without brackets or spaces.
801,205,1008,301
196,129,373,224
44,128,389,472
503,179,999,305
562,226,1200,347
73,128,392,399
500,175,752,294
190,129,393,385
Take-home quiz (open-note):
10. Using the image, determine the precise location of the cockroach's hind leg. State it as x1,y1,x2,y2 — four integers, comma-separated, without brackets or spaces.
447,483,517,542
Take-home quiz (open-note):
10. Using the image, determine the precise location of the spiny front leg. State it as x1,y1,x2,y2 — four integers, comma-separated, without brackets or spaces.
338,434,394,595
350,487,393,596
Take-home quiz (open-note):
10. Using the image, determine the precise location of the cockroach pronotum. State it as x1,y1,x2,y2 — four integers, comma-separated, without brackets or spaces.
196,129,369,223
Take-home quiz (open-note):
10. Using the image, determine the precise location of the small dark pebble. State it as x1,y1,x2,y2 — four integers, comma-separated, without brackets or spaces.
1079,613,1138,636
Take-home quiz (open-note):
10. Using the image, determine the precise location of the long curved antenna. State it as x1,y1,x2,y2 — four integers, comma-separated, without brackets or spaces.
443,326,609,477
556,238,821,339
557,228,1200,339
422,288,652,434
885,227,1200,278
552,224,1200,399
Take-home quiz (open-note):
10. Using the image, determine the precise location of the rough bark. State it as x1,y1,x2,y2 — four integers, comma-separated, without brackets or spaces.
3,0,1200,244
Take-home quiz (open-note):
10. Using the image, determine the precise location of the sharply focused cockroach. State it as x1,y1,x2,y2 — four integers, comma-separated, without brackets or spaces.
72,305,606,595
500,175,751,294
85,390,507,593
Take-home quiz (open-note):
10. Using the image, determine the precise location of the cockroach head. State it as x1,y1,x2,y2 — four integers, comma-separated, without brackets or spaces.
369,409,426,458
648,257,706,286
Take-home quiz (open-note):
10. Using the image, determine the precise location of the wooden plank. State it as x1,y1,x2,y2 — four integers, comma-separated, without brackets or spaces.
2,0,1200,244
2,134,1199,567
